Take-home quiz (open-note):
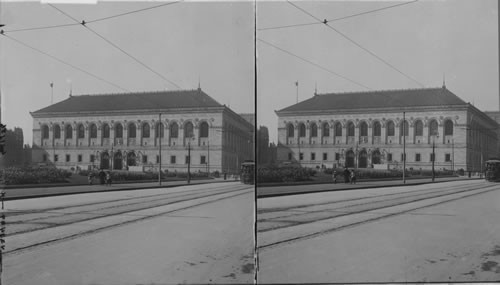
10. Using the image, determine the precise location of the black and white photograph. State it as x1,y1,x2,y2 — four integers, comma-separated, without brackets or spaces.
0,1,255,284
256,0,500,283
2,0,500,284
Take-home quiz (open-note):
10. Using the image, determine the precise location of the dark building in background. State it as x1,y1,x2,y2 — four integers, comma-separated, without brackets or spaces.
257,126,277,166
4,127,26,167
485,111,500,157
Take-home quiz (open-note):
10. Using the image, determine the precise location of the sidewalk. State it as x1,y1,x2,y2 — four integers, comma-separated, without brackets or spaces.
257,176,483,198
3,178,235,200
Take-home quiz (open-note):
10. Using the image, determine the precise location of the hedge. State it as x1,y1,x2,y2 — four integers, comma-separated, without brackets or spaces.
3,167,72,185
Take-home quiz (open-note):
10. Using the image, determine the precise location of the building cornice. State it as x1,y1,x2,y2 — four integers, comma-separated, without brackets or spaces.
275,104,469,117
30,106,226,119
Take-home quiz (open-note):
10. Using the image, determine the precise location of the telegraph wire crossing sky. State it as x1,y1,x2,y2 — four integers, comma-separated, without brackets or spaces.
256,0,498,143
0,1,255,145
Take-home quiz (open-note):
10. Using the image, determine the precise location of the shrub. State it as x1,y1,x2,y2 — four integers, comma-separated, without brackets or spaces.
257,166,312,183
4,166,72,185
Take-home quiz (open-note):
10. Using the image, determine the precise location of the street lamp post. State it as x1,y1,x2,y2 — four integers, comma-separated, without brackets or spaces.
403,112,406,184
432,133,439,182
187,136,194,184
158,113,162,186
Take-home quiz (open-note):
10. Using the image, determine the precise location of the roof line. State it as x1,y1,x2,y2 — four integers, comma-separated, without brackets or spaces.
316,86,444,96
71,88,204,97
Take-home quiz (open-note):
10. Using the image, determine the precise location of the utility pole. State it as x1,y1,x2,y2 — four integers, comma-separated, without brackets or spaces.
432,133,439,182
187,140,191,184
158,113,162,186
295,81,299,103
432,138,435,182
50,82,54,104
403,112,406,184
452,138,455,172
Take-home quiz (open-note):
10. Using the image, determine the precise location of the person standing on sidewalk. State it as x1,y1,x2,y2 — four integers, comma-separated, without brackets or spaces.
332,170,337,184
99,169,106,185
88,171,94,185
343,168,350,184
106,171,112,186
350,169,356,184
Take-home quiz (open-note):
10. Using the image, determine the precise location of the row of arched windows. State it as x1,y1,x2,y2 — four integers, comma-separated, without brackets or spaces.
287,119,454,138
41,121,210,140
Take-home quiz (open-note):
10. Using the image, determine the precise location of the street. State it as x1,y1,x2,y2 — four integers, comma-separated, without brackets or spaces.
4,182,254,285
257,180,500,283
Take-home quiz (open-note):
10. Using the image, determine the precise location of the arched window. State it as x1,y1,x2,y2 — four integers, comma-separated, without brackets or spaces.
334,122,342,136
90,124,97,138
102,123,110,138
142,123,150,138
184,122,194,138
387,121,395,136
400,120,409,136
156,123,164,138
429,120,438,136
347,122,355,136
54,124,61,139
128,123,136,138
287,124,294,138
414,120,423,136
65,124,73,139
199,122,209,138
345,150,355,168
373,121,381,136
444,120,453,136
322,122,330,137
298,123,306,137
310,123,318,137
77,124,85,139
115,123,123,138
41,125,49,139
170,122,179,138
360,121,368,136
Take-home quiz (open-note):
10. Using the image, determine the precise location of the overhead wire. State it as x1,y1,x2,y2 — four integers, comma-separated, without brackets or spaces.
3,1,182,33
258,38,371,90
259,0,419,31
48,3,182,89
287,1,425,88
86,1,182,24
0,32,129,92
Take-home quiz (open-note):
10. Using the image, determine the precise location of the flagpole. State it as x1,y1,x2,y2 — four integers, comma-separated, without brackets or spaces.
295,81,299,103
50,82,53,104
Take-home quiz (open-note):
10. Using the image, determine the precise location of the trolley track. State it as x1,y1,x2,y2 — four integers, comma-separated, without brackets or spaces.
258,182,498,251
258,183,484,232
8,184,250,236
7,183,239,218
6,184,253,255
8,184,241,224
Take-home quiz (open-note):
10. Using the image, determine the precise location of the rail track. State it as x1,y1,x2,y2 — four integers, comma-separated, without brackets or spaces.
6,183,252,255
258,181,498,251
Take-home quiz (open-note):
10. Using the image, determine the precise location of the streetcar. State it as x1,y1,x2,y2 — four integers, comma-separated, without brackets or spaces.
485,159,500,182
240,161,255,185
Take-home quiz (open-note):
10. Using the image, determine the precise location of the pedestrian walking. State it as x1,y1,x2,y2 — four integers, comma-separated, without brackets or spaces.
350,170,356,184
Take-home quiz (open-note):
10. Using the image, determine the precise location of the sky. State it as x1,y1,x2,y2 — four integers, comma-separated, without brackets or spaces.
256,0,499,143
0,0,255,145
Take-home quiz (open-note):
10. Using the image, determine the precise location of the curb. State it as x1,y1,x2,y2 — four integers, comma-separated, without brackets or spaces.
4,179,236,201
257,178,481,199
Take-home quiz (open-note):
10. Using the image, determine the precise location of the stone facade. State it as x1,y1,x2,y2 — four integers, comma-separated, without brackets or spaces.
276,88,499,172
31,90,253,174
